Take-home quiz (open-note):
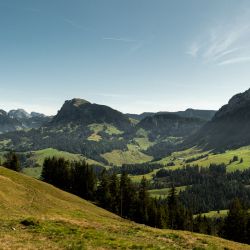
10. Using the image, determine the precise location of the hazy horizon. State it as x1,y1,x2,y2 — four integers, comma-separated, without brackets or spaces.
1,0,250,115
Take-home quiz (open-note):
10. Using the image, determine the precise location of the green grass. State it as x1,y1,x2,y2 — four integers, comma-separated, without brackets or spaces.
149,186,187,199
22,167,42,179
101,148,153,166
157,146,250,172
87,133,102,141
133,137,155,150
197,210,228,219
22,148,103,178
29,148,102,167
88,123,123,135
87,123,123,142
129,146,250,183
0,166,249,249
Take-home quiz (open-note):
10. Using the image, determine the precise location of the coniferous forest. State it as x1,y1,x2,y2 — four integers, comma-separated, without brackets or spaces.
37,156,250,245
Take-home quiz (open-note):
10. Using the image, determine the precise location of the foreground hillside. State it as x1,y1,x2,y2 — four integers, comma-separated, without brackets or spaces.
0,167,249,249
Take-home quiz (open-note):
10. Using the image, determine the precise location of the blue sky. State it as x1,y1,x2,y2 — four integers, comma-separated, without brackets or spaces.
1,0,250,115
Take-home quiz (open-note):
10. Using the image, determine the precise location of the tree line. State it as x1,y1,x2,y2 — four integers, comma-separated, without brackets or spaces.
4,154,250,244
155,164,250,213
41,157,193,230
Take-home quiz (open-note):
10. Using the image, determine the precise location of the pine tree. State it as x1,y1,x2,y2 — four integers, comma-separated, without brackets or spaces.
223,199,248,243
137,176,149,224
120,172,137,219
4,152,21,172
97,170,111,209
85,163,96,200
167,186,178,229
109,173,120,213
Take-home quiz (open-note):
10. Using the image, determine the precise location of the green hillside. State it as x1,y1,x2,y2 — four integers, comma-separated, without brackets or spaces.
101,147,153,166
21,148,103,178
158,146,250,172
0,166,249,249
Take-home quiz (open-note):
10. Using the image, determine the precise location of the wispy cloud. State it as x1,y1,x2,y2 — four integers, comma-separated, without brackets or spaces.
218,56,250,65
187,13,250,66
103,36,146,54
64,18,91,31
102,37,137,43
186,42,200,57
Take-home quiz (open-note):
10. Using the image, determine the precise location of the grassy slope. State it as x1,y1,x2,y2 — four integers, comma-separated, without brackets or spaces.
87,123,123,141
198,210,228,218
102,145,153,166
0,167,249,249
22,148,102,178
158,146,250,172
149,186,187,199
130,146,250,183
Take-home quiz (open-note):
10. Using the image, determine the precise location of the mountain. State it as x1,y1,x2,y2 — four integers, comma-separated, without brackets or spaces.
51,98,131,130
0,110,22,133
174,108,216,121
135,113,206,159
187,88,250,150
8,109,52,129
0,99,133,163
126,112,155,120
137,113,205,139
30,111,46,118
127,109,216,121
0,99,212,165
8,109,31,119
0,166,248,250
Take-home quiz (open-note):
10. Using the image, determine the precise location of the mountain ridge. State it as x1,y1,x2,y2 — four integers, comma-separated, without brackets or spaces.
127,108,216,121
185,88,250,150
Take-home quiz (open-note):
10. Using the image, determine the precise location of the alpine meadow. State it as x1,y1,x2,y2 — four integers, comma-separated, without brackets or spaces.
2,0,250,249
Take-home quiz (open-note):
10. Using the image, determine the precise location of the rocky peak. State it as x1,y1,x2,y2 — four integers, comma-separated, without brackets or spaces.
214,88,250,120
8,109,31,119
0,110,7,116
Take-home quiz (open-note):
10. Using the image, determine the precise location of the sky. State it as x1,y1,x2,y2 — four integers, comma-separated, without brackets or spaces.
1,0,250,115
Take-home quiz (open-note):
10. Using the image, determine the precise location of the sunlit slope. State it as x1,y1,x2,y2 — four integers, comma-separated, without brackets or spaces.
0,167,249,249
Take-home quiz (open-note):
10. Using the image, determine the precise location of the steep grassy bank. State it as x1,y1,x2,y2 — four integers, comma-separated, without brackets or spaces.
0,167,249,249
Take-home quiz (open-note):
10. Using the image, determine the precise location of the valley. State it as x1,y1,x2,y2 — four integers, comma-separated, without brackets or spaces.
1,88,250,248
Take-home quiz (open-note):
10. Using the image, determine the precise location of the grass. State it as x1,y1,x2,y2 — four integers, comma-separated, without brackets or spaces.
28,148,102,167
0,166,249,249
133,137,155,150
22,148,103,178
22,167,42,179
149,186,187,199
197,210,228,219
88,123,123,135
157,146,250,172
129,146,250,183
102,148,153,166
87,133,102,141
87,123,123,142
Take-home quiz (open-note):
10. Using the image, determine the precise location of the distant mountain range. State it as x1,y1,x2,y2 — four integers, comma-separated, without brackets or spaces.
0,98,211,164
0,109,52,133
1,88,250,165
